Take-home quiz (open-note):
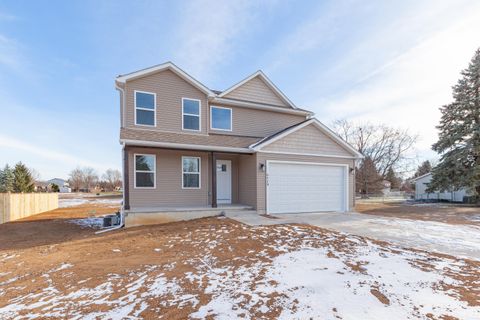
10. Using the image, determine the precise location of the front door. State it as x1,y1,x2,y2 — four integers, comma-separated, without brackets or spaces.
216,160,232,204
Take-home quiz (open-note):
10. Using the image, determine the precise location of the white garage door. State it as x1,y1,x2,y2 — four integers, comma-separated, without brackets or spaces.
267,161,347,214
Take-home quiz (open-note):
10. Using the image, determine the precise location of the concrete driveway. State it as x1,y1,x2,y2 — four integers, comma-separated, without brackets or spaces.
226,211,480,261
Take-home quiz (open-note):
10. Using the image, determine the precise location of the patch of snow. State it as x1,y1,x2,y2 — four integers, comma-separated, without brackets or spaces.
69,217,104,229
59,196,121,208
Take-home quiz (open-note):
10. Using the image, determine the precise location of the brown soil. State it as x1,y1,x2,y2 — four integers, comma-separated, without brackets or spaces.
1,202,479,318
370,288,390,305
356,202,480,226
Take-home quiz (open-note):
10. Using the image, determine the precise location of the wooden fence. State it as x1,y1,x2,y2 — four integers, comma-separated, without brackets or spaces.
0,193,58,224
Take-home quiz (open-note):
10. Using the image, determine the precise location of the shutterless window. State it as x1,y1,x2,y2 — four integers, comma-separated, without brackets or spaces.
211,106,232,131
182,98,200,131
135,154,156,188
135,91,156,126
182,157,200,189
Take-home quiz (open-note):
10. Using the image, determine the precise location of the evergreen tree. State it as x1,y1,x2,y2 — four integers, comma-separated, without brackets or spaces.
0,164,14,192
413,160,432,178
356,157,384,196
428,48,480,196
385,167,402,189
13,162,34,193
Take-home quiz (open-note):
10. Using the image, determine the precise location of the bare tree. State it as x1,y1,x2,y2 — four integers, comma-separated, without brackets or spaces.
68,167,84,192
102,169,122,191
29,167,41,183
81,167,98,192
332,119,418,177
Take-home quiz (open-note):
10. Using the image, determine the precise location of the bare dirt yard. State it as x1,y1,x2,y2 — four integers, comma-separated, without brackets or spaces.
1,199,480,319
356,201,480,226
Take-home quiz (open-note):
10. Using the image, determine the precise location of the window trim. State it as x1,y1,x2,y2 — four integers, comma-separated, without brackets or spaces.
134,153,156,189
182,97,201,132
210,105,233,132
134,90,156,127
181,156,201,189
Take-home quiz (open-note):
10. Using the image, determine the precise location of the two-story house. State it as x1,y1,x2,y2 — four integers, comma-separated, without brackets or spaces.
115,62,362,227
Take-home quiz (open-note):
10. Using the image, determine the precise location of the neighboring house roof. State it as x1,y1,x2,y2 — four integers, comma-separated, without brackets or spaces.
249,118,364,159
218,70,298,109
412,172,432,182
120,128,260,153
116,62,216,97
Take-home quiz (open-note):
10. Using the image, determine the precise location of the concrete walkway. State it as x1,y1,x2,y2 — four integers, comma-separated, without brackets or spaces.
226,211,480,261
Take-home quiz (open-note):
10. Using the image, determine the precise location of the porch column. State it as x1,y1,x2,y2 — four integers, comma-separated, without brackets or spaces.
123,146,130,210
211,151,217,208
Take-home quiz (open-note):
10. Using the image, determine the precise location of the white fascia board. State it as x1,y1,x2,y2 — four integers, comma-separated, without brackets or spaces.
412,172,432,182
218,70,298,109
251,118,364,159
116,62,215,97
211,97,311,116
121,139,253,154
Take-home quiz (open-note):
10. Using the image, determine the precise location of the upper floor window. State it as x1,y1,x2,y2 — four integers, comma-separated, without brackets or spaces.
135,91,156,126
182,98,201,131
210,106,232,131
134,154,156,188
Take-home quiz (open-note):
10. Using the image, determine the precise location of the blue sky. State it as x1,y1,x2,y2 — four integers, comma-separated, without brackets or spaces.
0,0,479,180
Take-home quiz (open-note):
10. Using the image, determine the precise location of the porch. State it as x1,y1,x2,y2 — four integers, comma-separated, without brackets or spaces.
122,145,259,226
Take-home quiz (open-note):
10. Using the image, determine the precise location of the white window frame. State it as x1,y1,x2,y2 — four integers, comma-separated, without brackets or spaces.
134,90,156,127
182,97,201,132
134,153,156,189
210,106,233,132
181,156,201,189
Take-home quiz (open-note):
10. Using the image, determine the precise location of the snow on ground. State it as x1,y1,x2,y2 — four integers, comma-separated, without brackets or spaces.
69,217,104,229
354,216,480,259
59,194,122,208
1,222,478,319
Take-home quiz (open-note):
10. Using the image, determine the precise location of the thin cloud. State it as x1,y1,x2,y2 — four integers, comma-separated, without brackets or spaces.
0,134,111,173
175,0,269,82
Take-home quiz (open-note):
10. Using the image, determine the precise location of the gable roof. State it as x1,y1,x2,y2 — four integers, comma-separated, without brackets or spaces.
412,172,432,182
218,70,298,109
250,118,364,158
116,62,215,97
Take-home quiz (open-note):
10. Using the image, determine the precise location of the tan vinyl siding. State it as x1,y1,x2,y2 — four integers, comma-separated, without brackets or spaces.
262,124,353,157
256,153,355,212
238,154,257,207
224,76,289,107
125,69,208,134
128,147,210,208
208,104,306,138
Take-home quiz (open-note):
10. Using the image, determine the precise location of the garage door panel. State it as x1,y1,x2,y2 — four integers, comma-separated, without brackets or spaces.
267,162,346,214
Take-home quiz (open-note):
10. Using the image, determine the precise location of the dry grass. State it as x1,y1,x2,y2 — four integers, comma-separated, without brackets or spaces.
356,202,480,226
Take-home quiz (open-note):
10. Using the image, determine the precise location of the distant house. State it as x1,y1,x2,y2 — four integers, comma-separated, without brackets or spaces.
47,178,71,193
413,173,468,202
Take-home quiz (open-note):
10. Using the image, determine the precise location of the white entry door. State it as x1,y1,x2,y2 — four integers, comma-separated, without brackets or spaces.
216,160,232,204
267,161,347,214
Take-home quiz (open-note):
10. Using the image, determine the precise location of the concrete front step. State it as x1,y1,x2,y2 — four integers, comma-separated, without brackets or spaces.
124,205,255,228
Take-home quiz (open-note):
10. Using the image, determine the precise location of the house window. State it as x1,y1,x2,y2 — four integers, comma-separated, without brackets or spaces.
135,91,156,126
211,106,232,131
135,154,156,188
182,98,200,131
182,156,200,189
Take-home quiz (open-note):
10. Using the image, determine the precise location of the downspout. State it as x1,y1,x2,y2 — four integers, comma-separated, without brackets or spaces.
115,82,126,128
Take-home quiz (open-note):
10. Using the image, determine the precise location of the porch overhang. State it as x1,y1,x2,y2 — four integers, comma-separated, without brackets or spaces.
120,139,254,154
